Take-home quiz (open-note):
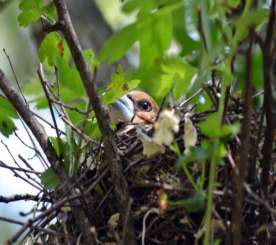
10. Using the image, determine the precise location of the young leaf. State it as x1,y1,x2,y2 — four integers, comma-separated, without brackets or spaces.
41,167,61,190
18,0,57,27
102,67,140,104
39,33,70,66
18,0,44,27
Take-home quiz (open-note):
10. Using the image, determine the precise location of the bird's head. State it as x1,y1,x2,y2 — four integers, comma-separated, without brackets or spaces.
109,91,159,127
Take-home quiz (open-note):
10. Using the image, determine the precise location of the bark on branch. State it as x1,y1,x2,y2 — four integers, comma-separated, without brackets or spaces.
231,33,254,245
259,0,276,242
53,1,136,244
0,70,60,173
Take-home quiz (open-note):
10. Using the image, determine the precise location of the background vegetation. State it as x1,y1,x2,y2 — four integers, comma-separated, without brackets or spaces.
0,0,275,244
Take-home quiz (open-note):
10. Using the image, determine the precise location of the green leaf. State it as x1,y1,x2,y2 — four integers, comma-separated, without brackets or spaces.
173,6,200,55
41,167,61,190
176,147,209,170
49,136,63,158
139,14,173,68
159,57,197,99
0,117,17,138
56,58,85,98
18,0,56,26
221,123,240,138
122,0,156,14
252,48,263,88
35,97,48,109
39,32,70,66
199,113,221,137
0,96,18,118
100,2,179,67
41,1,57,23
99,24,138,64
83,49,99,71
200,0,212,50
228,0,240,8
233,9,269,48
183,0,200,42
18,0,44,26
102,67,140,104
0,97,18,137
169,191,206,213
23,78,43,96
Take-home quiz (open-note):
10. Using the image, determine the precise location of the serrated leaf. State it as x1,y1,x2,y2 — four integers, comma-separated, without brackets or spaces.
102,67,140,104
18,0,44,26
18,0,56,26
41,167,60,190
39,33,70,66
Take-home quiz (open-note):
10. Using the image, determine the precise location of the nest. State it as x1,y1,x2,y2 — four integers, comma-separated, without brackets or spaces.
21,94,275,245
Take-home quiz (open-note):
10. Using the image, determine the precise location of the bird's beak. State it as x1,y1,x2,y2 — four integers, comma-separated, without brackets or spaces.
109,95,135,124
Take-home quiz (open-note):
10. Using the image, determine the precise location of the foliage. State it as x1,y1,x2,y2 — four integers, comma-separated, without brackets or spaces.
0,0,274,244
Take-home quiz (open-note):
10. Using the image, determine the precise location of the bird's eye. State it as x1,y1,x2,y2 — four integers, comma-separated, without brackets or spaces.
137,100,152,112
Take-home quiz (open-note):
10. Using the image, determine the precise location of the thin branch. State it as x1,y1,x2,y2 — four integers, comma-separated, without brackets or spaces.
37,64,61,139
259,0,276,242
231,32,254,245
53,1,136,243
0,194,50,203
0,160,41,175
0,69,62,174
2,48,28,106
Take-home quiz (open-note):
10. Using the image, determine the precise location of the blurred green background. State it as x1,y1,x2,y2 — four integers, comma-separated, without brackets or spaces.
0,0,126,242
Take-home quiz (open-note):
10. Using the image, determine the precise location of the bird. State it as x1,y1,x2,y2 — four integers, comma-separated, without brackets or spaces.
109,90,159,127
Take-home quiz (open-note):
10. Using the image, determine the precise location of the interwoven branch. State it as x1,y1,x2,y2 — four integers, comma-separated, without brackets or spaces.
0,70,60,173
53,1,136,244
